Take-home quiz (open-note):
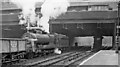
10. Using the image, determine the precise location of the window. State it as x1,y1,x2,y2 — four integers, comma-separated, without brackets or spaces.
88,5,108,11
68,6,88,12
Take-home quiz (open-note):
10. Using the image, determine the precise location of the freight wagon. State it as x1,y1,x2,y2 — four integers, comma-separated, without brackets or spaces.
0,38,26,63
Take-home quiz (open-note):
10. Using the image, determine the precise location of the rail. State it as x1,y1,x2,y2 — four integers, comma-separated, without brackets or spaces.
26,51,94,67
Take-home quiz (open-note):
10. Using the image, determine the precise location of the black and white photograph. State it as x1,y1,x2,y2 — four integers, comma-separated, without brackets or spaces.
0,0,120,67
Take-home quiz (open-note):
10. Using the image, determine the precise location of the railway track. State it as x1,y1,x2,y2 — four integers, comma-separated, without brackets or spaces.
2,46,89,65
26,51,94,67
25,51,75,65
53,51,92,66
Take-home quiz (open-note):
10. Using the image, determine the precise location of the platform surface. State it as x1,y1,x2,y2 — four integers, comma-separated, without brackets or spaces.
79,50,119,66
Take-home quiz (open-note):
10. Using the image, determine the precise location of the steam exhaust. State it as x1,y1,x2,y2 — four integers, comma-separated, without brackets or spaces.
11,0,70,33
40,0,70,33
54,48,62,54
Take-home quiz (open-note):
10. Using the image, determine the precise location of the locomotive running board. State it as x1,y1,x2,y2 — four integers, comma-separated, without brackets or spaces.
27,39,38,41
26,27,42,30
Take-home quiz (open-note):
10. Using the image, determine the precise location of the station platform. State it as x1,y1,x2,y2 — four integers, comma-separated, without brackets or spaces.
79,50,119,67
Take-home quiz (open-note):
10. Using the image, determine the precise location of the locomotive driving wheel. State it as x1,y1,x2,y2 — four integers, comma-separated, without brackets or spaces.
22,33,36,59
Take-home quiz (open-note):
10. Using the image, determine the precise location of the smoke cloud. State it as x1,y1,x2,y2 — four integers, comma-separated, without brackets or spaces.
10,0,43,25
40,0,70,33
10,0,70,33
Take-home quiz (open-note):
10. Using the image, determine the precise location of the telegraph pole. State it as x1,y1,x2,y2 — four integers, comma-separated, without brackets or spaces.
115,1,120,53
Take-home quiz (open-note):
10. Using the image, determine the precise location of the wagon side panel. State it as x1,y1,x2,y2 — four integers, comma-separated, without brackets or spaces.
0,40,2,53
10,40,18,52
18,41,26,51
2,40,10,53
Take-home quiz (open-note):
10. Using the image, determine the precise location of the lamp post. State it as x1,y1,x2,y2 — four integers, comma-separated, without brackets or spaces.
115,1,120,53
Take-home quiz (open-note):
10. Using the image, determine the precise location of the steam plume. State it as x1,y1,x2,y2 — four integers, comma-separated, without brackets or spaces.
10,0,70,33
10,0,43,25
40,0,70,33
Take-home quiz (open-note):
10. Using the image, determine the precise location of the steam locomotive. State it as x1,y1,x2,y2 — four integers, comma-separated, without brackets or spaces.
1,13,69,63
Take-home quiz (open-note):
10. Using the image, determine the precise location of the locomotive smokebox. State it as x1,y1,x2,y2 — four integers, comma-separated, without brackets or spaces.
23,32,55,45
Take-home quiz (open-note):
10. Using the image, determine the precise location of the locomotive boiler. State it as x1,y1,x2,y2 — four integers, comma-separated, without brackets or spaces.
22,28,68,55
23,32,55,45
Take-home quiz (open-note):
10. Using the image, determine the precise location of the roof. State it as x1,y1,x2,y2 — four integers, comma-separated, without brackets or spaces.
0,0,119,10
68,0,119,2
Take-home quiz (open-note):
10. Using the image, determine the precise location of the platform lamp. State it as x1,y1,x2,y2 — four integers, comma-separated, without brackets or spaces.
115,1,120,53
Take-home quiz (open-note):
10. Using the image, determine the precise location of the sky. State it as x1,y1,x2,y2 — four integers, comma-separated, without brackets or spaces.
68,0,120,2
